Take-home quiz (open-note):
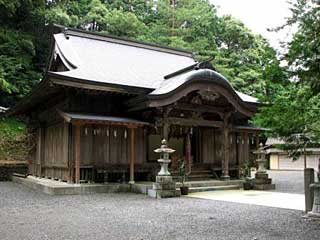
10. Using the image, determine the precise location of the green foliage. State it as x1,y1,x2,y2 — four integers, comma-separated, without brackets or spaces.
254,0,320,145
0,117,28,161
0,29,41,106
254,85,320,136
284,0,320,91
214,16,287,99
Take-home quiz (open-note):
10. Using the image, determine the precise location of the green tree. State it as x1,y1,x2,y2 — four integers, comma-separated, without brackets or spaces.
284,0,320,91
214,16,287,99
254,0,320,142
0,29,41,106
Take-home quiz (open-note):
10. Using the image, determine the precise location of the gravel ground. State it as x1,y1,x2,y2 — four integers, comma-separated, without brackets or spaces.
1,182,319,240
267,170,305,194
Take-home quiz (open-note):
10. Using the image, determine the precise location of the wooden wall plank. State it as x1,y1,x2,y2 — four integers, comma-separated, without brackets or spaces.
214,129,223,168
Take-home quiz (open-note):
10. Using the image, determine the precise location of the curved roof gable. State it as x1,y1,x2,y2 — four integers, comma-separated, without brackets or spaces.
145,69,257,117
150,69,258,104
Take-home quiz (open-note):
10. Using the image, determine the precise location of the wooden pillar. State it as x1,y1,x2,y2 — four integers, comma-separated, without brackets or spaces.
185,133,192,174
163,122,169,140
255,133,260,150
66,123,73,183
129,127,136,184
243,132,249,163
162,106,172,141
37,127,42,177
222,127,230,180
222,113,231,180
74,124,81,184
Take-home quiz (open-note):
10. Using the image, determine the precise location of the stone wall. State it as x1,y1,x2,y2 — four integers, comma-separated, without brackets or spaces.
0,164,28,181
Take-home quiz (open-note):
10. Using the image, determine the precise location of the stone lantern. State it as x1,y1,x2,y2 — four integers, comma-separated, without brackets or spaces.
148,139,180,199
254,143,267,174
154,139,175,176
253,144,275,190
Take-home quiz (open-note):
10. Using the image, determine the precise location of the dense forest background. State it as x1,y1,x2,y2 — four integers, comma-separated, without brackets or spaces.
0,0,319,153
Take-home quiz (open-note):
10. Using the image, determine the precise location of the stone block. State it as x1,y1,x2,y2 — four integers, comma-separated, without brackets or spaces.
148,189,179,199
157,190,177,198
255,172,268,179
153,182,176,190
156,175,173,183
253,183,275,190
147,189,157,198
253,178,272,185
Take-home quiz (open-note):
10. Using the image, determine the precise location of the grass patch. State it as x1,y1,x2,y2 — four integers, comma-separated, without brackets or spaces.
0,117,28,162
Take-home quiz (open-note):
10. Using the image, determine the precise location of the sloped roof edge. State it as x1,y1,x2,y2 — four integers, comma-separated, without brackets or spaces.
53,24,194,58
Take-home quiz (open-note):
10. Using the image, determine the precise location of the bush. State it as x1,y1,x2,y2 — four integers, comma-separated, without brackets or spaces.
0,117,28,162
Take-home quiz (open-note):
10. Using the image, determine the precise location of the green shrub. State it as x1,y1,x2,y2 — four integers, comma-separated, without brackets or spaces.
0,117,28,162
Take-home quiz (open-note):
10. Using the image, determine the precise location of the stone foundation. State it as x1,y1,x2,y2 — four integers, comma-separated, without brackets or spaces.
253,172,275,190
148,175,180,199
0,163,28,181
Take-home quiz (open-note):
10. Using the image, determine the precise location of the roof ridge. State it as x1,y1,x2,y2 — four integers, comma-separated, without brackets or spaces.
53,24,195,58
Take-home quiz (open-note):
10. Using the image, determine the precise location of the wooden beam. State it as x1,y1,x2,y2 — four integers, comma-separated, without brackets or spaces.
129,127,135,184
74,124,81,184
173,102,230,116
165,117,223,128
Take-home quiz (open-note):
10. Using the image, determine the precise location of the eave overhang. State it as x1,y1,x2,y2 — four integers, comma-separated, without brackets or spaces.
47,72,151,95
58,111,150,128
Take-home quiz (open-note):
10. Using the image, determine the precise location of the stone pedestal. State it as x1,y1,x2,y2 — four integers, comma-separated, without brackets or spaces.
253,172,275,190
220,175,230,181
307,183,320,219
148,176,180,199
253,145,275,191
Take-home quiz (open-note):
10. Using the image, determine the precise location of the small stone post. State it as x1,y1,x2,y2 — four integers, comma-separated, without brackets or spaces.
148,139,180,199
253,144,275,190
307,184,320,219
307,159,320,219
304,168,314,213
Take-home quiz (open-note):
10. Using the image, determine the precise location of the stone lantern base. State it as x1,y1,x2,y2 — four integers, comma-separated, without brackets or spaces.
148,175,180,199
253,172,275,190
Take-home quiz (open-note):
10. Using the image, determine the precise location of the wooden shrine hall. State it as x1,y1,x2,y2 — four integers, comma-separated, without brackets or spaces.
10,25,264,184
